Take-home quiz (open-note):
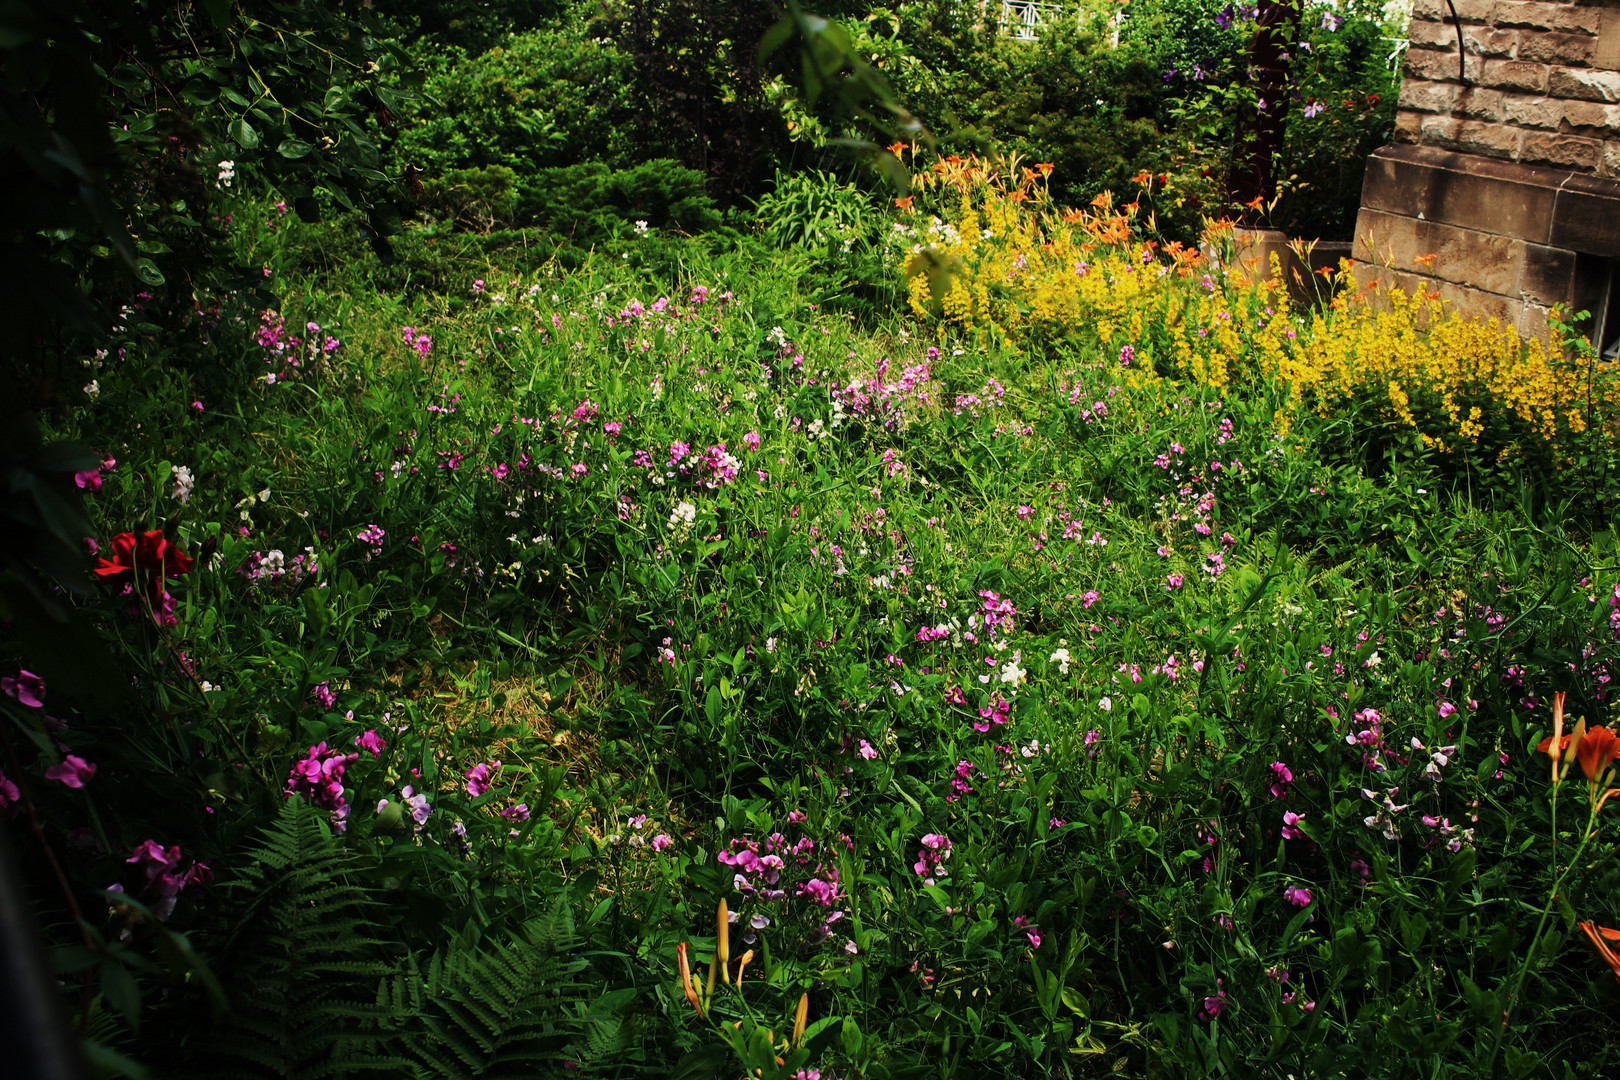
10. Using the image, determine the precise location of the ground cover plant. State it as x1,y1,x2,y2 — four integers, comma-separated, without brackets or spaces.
9,2,1620,1079
6,150,1620,1079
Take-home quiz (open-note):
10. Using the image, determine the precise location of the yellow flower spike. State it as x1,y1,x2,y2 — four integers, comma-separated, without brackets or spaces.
706,954,717,999
793,992,809,1047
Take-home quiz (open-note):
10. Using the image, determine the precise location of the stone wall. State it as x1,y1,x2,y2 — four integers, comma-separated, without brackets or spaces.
1351,0,1620,343
1395,0,1620,173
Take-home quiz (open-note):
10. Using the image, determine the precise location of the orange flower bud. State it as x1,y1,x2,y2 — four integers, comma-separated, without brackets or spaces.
792,992,809,1047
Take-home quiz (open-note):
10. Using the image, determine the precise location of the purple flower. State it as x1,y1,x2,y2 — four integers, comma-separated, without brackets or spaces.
464,760,501,797
401,785,432,825
0,768,19,816
354,729,386,757
1303,99,1324,119
45,755,97,789
310,682,337,711
500,802,531,823
286,742,356,810
858,739,878,760
1281,811,1307,839
1,670,46,708
651,832,673,851
1283,884,1312,908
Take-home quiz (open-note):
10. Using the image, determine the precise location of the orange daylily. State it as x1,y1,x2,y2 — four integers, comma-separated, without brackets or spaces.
1578,921,1620,983
895,196,914,210
1577,725,1620,781
1413,252,1438,270
887,141,908,157
1034,162,1053,177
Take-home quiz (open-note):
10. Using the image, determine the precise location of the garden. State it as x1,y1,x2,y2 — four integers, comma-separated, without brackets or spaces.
4,1,1620,1078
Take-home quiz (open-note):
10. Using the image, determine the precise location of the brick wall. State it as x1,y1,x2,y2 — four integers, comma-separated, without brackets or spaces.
1396,0,1620,175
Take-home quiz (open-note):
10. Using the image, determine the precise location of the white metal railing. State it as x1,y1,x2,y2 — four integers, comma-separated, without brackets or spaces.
996,0,1080,41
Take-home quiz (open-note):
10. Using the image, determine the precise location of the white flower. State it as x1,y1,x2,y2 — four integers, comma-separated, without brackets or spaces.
1049,647,1072,675
998,653,1027,687
216,159,236,187
633,219,650,235
171,465,195,504
1098,696,1112,711
83,380,100,399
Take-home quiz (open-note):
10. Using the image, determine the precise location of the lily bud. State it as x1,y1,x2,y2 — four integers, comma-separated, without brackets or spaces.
792,992,809,1047
736,948,755,985
707,953,718,999
677,943,702,1014
717,899,730,975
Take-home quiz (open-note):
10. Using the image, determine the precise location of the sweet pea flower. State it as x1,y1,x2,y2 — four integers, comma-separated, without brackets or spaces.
1,670,46,708
354,729,386,757
464,760,501,797
45,755,97,789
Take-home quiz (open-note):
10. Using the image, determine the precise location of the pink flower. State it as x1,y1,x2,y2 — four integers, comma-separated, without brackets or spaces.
1165,573,1184,590
310,682,337,711
500,803,531,822
858,739,878,760
354,729,386,757
464,760,501,797
1283,885,1312,908
1281,811,1307,839
0,768,20,815
651,832,673,851
45,755,96,789
1,670,45,708
743,432,760,451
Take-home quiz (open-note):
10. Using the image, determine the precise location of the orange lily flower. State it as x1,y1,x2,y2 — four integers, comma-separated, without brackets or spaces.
895,196,914,210
1578,921,1620,982
1577,725,1620,781
1035,162,1054,177
887,141,908,157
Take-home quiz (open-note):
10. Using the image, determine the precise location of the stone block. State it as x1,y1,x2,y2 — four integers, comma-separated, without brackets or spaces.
1548,67,1620,102
1598,8,1620,68
1407,46,1483,82
1401,80,1463,113
1409,17,1463,47
1454,86,1506,119
1352,208,1431,267
1419,113,1467,149
1481,58,1550,91
1457,119,1523,157
1493,2,1601,34
1558,99,1620,131
1518,31,1598,64
1518,243,1578,305
1521,131,1603,168
1409,0,1449,20
1359,149,1436,218
1465,28,1521,58
1435,220,1529,293
1605,138,1620,175
1503,92,1562,129
1550,171,1620,255
1394,110,1423,141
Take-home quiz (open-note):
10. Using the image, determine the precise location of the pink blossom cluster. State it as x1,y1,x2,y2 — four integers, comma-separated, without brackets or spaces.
286,741,358,829
912,832,952,885
256,309,340,384
125,840,212,920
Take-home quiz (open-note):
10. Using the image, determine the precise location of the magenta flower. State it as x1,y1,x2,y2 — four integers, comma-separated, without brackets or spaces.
401,784,432,825
464,759,501,797
1283,884,1312,908
1,670,46,708
45,755,96,789
1281,811,1307,839
1269,761,1293,798
858,739,878,760
0,768,19,816
1014,915,1043,948
500,802,531,823
1165,573,1184,590
285,742,357,810
354,729,386,757
310,682,337,711
651,832,673,851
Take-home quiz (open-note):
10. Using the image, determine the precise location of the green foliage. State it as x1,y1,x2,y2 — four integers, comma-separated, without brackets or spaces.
389,26,636,178
376,899,627,1078
753,169,876,251
518,160,723,240
195,799,400,1078
421,167,522,233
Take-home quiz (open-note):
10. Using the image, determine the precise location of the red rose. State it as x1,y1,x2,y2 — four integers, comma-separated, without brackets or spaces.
93,530,196,607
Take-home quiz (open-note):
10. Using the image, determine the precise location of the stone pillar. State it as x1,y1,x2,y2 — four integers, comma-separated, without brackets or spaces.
1351,0,1620,344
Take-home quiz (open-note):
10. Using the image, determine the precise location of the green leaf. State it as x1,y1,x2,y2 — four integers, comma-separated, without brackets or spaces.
232,117,259,149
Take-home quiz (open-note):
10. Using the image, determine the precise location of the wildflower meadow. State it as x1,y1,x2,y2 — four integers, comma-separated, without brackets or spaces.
6,2,1620,1080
